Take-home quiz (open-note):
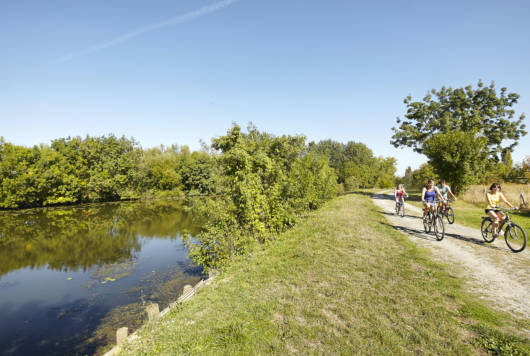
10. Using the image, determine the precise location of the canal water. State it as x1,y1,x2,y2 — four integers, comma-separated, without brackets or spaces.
0,199,203,355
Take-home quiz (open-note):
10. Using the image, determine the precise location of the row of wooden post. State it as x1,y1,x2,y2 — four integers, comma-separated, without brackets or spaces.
104,275,215,356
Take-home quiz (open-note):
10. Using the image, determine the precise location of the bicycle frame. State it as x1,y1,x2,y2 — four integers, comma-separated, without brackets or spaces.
481,207,526,252
395,197,405,216
438,198,454,212
423,200,446,240
424,199,445,216
492,209,512,231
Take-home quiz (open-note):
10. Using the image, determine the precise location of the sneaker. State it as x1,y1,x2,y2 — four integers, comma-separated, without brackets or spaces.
492,233,499,238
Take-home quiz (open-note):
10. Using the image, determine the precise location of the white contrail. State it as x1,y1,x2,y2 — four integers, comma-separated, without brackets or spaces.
59,0,240,62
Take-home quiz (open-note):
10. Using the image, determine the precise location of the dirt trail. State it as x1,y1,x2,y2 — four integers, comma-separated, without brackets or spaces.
372,192,530,320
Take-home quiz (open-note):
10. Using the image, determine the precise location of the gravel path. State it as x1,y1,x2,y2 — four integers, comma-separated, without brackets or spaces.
372,192,530,320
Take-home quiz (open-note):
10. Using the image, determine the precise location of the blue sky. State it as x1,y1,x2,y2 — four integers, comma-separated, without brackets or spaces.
1,0,529,174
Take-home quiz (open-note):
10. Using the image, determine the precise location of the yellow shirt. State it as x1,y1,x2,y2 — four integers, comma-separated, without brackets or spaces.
486,192,502,209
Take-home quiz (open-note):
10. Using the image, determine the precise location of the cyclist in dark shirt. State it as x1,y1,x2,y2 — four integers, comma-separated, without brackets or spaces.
421,179,443,219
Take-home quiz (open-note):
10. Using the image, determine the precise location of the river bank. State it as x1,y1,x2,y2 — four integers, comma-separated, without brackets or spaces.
119,193,530,355
0,199,203,355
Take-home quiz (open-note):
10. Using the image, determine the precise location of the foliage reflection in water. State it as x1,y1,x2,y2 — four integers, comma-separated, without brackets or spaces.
0,199,203,356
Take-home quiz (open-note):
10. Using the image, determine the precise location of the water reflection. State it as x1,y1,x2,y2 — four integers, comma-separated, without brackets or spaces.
0,199,203,356
0,199,200,277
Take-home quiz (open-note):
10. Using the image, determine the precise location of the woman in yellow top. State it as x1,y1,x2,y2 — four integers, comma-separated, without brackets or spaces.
486,183,515,237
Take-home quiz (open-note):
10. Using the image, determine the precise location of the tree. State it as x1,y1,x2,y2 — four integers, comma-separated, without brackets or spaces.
184,124,337,269
523,156,530,182
423,132,489,193
392,81,527,193
402,166,414,188
392,80,526,159
411,163,438,189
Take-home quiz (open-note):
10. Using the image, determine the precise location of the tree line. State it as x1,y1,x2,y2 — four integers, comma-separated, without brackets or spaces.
0,128,396,210
308,140,397,191
0,135,215,209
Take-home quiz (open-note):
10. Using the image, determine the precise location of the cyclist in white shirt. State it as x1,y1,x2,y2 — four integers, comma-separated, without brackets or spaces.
437,180,456,211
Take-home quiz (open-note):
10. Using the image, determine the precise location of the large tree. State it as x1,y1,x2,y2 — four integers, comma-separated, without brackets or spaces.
391,81,526,193
423,131,489,193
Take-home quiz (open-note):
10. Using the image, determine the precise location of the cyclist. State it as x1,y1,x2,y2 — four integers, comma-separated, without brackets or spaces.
394,184,408,211
422,179,444,219
437,180,457,211
486,183,516,237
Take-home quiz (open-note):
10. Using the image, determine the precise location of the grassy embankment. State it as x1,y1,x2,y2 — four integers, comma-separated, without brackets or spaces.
406,185,530,237
120,193,529,355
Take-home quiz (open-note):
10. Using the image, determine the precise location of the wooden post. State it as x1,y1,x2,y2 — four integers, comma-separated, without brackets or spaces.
182,284,193,295
208,269,218,279
146,303,160,321
116,327,128,346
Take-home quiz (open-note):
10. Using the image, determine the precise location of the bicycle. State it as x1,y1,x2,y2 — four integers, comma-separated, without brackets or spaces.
395,197,405,217
481,207,527,252
422,200,445,241
438,199,455,224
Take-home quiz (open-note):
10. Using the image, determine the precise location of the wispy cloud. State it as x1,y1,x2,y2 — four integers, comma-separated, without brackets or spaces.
59,0,240,62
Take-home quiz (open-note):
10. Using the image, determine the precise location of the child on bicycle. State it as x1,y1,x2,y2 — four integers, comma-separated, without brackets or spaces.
437,180,457,211
486,183,516,237
395,184,408,211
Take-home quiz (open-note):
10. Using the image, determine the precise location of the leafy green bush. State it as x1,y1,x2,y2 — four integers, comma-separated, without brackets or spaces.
184,125,337,270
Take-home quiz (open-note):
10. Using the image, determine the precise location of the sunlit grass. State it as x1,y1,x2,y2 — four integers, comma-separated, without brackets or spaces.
120,194,529,355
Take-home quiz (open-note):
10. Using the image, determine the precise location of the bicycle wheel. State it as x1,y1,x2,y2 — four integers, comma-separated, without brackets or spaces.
400,203,405,217
505,223,527,253
423,212,431,233
481,218,496,243
446,207,455,224
434,215,445,241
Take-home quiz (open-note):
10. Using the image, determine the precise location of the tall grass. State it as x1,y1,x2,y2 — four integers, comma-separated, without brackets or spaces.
462,183,530,208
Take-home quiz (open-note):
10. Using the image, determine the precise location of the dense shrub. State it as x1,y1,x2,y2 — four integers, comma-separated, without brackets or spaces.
184,125,337,269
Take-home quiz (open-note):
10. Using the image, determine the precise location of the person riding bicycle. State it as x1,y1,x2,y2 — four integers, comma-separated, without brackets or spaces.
437,180,457,211
394,184,408,210
486,183,515,237
422,179,444,219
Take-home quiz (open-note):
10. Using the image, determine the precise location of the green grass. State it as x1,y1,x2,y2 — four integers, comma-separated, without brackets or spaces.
120,193,529,355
